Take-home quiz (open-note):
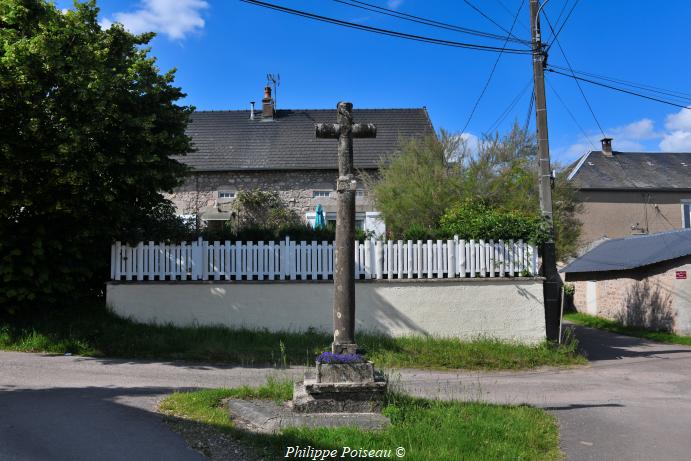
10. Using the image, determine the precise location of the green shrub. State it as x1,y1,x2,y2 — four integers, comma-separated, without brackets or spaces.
401,223,439,241
439,201,548,244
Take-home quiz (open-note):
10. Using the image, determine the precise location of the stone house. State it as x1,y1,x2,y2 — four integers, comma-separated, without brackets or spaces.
562,229,691,335
167,86,434,234
567,138,691,248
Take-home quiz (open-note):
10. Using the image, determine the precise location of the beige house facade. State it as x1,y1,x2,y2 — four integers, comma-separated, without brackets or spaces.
567,139,691,248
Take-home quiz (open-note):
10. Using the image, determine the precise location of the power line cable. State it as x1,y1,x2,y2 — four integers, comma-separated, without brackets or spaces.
542,11,606,137
546,0,570,43
547,0,580,48
487,79,533,134
523,88,535,131
462,0,525,43
547,68,691,109
546,79,596,149
548,64,691,102
239,0,533,54
460,0,526,135
333,0,530,45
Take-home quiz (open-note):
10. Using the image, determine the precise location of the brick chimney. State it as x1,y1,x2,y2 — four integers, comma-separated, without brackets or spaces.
601,137,613,157
262,86,274,120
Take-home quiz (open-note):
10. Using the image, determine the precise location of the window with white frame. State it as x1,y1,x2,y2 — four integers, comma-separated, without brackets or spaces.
682,200,691,228
218,190,236,203
313,190,332,198
356,189,367,197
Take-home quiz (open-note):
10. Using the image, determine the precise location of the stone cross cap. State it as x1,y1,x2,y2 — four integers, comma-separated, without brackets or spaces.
315,102,376,355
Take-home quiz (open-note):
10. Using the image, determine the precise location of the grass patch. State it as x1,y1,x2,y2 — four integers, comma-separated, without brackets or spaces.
565,312,691,346
159,381,562,461
0,301,584,370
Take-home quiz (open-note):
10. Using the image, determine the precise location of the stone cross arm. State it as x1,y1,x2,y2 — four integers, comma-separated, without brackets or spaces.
315,123,377,139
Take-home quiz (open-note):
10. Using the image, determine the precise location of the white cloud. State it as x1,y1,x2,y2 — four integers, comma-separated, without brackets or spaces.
556,109,691,160
100,0,208,40
665,108,691,131
387,0,404,10
459,132,480,153
660,131,691,152
659,108,691,152
611,118,659,141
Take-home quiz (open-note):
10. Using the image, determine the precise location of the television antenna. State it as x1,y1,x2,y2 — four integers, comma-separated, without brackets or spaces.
267,73,280,109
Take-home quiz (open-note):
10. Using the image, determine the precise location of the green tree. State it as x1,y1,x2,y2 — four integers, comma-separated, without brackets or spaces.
369,124,582,258
364,131,463,235
0,1,192,311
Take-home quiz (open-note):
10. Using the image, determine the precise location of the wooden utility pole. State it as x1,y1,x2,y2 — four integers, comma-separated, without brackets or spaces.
316,102,376,354
530,0,560,341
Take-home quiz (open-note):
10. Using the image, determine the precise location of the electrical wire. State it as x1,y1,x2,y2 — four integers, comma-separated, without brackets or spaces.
460,0,526,136
546,79,596,149
239,0,532,54
545,0,570,44
548,64,691,102
487,79,533,134
547,0,581,47
333,0,531,46
546,68,691,109
462,0,525,44
523,89,535,131
542,11,606,137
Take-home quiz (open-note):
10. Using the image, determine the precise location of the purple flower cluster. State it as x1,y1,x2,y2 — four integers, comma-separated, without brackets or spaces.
316,351,365,364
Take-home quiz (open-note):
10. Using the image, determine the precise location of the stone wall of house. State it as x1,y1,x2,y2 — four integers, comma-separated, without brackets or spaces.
567,256,691,334
166,170,378,218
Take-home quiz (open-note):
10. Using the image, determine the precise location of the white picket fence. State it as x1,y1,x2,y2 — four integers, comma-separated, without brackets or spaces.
111,237,539,281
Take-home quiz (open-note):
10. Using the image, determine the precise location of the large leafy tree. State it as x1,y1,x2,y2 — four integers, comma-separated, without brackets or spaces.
0,1,191,310
370,124,582,259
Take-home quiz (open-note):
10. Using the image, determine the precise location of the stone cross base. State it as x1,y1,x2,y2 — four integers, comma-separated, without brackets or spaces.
292,362,388,413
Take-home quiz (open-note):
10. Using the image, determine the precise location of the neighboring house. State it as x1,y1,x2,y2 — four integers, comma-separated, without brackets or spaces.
567,138,691,247
562,229,691,335
167,86,434,234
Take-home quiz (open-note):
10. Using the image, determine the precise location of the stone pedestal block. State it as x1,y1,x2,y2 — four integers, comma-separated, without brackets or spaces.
317,361,375,383
292,361,387,414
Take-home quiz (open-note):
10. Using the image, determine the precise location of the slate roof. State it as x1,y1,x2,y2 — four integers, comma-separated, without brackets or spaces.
567,150,691,190
560,228,691,273
174,108,434,171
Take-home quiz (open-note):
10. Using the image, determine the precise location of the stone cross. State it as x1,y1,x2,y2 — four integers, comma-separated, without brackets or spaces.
315,102,376,355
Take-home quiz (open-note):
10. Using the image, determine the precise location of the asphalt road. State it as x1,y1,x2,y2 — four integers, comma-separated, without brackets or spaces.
1,325,690,461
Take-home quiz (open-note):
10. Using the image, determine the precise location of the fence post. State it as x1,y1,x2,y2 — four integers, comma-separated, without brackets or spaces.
448,239,455,278
279,238,286,280
364,239,372,279
415,240,422,278
407,240,414,279
531,244,538,276
289,239,296,280
375,240,383,279
458,239,466,278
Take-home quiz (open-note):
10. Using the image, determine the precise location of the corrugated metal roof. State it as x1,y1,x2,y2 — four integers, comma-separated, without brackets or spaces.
174,108,434,171
561,229,691,273
568,151,691,190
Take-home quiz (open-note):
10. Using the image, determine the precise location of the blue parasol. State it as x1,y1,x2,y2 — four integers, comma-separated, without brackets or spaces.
314,204,326,229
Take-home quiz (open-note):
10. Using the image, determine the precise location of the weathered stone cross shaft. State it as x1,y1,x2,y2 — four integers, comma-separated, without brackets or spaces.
315,102,376,355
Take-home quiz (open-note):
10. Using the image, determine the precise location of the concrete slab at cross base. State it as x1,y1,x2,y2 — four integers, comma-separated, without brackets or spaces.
227,399,390,434
292,380,387,413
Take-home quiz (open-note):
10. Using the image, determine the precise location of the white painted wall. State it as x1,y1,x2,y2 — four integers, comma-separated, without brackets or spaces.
672,262,691,335
107,279,546,344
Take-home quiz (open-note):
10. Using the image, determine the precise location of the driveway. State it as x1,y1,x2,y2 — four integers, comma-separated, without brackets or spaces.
1,325,690,460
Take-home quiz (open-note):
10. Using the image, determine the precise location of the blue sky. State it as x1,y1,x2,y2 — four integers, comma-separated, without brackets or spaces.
59,0,691,164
